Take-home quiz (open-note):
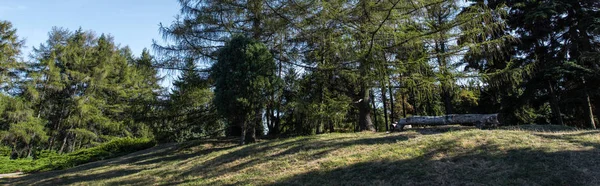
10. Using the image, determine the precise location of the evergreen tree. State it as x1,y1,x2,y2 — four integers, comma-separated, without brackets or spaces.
480,0,600,127
0,20,25,92
213,35,277,144
157,59,222,142
0,95,47,158
29,28,154,153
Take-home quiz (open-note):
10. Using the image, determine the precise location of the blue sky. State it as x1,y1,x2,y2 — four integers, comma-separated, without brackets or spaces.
1,0,181,88
0,0,180,57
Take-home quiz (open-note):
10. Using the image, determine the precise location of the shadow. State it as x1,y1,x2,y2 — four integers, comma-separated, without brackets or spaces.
406,125,478,135
0,168,145,185
0,143,181,185
500,124,580,132
164,134,411,183
271,145,600,186
132,145,236,167
532,131,600,149
7,127,595,185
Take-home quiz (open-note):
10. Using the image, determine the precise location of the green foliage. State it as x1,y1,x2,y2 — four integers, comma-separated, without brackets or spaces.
0,20,25,92
0,138,154,174
0,156,40,173
33,138,155,172
0,145,11,156
213,35,278,143
155,59,224,143
23,28,159,153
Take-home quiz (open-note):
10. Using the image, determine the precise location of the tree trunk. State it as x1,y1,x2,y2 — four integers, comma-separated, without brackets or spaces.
370,92,379,131
381,84,389,131
266,106,271,133
547,80,564,125
10,140,18,159
240,120,247,145
245,108,260,144
582,78,596,129
358,84,376,131
27,145,32,158
47,136,55,151
411,87,418,115
329,121,334,133
388,79,396,123
442,85,453,115
401,86,407,118
398,114,500,129
59,135,68,154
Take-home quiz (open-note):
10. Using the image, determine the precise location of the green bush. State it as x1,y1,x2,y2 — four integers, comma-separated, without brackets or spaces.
29,138,155,173
0,146,11,156
34,150,58,159
0,156,35,173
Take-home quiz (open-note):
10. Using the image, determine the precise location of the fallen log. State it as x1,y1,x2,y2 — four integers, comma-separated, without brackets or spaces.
395,114,500,130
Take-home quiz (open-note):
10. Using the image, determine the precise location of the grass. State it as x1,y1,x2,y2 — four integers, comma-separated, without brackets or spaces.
2,125,600,185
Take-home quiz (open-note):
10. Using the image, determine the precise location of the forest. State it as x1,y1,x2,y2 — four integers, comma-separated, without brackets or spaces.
0,0,598,166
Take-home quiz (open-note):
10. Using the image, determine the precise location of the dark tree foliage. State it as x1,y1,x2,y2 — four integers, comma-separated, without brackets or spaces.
213,35,278,144
471,0,600,128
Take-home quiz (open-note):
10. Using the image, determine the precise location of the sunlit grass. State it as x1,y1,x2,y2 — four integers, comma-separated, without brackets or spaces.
3,125,600,185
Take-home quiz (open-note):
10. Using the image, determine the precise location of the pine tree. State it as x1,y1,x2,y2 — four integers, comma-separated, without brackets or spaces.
484,0,600,127
0,20,25,92
30,28,155,153
157,59,221,142
213,35,277,144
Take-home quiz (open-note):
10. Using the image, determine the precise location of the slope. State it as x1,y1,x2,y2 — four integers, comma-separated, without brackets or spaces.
3,125,600,185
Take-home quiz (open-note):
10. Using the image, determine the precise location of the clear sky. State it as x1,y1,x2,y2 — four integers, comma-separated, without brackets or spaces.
0,0,180,57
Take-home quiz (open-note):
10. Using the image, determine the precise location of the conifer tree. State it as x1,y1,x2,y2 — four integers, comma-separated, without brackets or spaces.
213,35,277,144
0,20,25,92
157,59,221,142
30,28,154,153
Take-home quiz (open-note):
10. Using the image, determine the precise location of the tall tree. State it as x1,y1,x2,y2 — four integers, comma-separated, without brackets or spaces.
30,28,154,153
213,35,277,144
0,20,25,92
157,59,222,142
482,0,600,127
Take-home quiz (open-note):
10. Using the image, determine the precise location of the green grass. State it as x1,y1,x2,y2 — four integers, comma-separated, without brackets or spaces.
0,138,155,174
3,125,600,185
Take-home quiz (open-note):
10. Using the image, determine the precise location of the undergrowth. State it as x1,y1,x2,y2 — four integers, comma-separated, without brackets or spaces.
0,138,155,174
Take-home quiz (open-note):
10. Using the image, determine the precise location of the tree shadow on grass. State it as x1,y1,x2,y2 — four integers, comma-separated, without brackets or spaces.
1,134,409,185
532,131,600,149
270,144,600,186
406,125,478,135
9,127,591,185
500,124,581,132
0,142,181,185
147,134,411,184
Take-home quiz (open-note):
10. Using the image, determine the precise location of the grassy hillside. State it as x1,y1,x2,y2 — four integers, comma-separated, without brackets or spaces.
2,125,600,185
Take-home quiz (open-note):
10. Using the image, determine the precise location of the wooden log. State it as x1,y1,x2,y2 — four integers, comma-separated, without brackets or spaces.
395,114,500,130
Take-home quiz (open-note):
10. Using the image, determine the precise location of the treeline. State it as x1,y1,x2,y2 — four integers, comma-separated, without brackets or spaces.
1,0,599,152
155,0,599,144
0,22,165,157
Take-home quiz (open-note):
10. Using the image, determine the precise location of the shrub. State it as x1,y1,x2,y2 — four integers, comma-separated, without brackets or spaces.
0,156,38,173
0,146,11,156
30,138,155,173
